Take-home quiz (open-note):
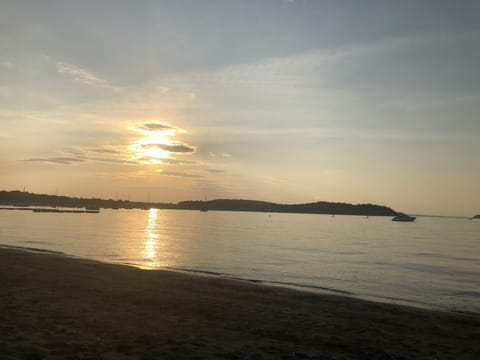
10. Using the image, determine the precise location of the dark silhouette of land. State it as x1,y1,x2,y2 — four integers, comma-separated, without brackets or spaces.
177,199,398,216
0,190,398,216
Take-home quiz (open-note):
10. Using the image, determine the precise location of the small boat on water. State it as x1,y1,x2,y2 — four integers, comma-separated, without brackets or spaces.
392,214,416,222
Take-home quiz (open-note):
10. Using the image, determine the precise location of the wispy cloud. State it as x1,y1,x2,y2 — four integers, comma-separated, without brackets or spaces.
159,170,201,178
87,147,122,154
56,61,112,89
24,157,85,165
159,157,197,165
24,146,136,166
209,152,232,158
141,143,195,154
74,146,139,165
77,155,138,165
0,60,13,69
204,168,225,174
138,122,174,132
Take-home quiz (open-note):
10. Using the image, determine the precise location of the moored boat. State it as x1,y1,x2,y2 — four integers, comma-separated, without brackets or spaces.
392,214,416,222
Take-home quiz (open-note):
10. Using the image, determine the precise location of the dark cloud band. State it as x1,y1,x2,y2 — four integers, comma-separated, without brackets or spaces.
139,122,173,131
141,143,195,154
24,157,85,165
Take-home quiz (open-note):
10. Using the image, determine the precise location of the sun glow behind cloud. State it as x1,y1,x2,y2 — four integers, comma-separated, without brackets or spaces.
132,122,195,164
137,134,172,160
134,129,173,163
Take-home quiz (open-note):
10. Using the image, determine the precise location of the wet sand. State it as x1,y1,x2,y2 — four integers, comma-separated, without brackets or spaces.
1,247,478,359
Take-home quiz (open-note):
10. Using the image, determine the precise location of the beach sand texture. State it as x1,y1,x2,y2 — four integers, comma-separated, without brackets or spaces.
1,247,479,359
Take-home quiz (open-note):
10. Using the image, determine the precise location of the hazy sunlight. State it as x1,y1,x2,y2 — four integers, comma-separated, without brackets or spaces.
134,127,177,162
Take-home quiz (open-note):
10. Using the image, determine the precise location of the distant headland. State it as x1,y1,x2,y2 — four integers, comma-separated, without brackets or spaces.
0,190,399,216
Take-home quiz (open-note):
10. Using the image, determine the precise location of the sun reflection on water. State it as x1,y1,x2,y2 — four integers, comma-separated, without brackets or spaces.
143,208,159,266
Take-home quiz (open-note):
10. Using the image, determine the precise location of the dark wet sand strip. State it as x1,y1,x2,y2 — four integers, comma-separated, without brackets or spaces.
0,247,478,359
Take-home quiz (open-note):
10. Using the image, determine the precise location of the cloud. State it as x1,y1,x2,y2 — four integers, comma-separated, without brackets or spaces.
56,61,111,88
25,146,137,166
160,157,197,165
77,155,138,165
63,150,84,156
141,143,195,154
136,156,197,165
138,122,174,131
160,170,201,178
204,168,225,174
0,61,13,69
209,152,232,158
72,147,137,164
87,147,121,154
24,157,85,165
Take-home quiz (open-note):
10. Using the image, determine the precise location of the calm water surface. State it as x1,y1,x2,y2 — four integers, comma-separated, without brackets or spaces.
1,209,479,314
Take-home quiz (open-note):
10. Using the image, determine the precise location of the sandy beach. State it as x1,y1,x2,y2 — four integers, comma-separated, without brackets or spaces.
1,247,478,359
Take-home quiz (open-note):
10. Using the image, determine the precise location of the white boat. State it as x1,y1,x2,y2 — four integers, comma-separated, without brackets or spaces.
392,214,416,222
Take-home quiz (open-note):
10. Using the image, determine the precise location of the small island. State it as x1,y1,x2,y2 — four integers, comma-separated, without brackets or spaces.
472,214,480,219
0,190,399,217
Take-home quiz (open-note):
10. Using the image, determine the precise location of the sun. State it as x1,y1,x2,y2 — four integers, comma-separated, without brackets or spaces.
143,145,169,159
134,133,174,162
130,121,186,164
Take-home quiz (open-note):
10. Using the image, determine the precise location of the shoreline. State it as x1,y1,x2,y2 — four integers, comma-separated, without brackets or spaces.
2,243,478,317
1,246,479,359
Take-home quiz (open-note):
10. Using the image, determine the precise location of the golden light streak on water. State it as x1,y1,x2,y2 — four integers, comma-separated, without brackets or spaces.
143,208,160,266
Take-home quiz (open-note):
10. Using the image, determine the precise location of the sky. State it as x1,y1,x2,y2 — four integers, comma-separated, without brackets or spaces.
1,0,479,216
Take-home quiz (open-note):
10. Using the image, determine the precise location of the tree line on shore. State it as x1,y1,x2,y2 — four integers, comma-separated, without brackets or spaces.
0,190,399,216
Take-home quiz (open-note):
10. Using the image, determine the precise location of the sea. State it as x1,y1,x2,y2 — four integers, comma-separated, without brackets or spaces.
1,208,479,314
